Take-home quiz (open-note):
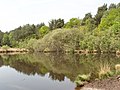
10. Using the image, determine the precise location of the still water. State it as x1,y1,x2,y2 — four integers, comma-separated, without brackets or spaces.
0,53,120,90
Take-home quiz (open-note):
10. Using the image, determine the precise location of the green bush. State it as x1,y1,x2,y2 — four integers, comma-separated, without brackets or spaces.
33,28,84,52
1,45,10,49
74,74,90,86
99,71,114,79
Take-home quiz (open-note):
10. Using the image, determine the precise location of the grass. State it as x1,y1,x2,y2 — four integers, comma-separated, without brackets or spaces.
98,63,114,79
75,63,120,87
115,64,120,75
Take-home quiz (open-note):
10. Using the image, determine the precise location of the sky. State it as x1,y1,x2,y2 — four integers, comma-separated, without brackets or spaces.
0,0,119,32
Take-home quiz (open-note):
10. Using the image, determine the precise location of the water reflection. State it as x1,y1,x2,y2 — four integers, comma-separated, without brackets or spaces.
0,53,120,90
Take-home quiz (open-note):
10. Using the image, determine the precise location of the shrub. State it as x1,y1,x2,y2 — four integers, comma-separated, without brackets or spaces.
115,64,120,74
1,45,10,49
34,28,84,52
74,74,90,87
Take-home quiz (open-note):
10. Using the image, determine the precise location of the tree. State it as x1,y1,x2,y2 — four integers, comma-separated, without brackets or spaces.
94,4,107,26
9,32,17,47
0,30,4,46
39,26,49,37
85,18,96,31
2,33,10,46
98,8,120,31
109,3,116,10
35,23,45,38
65,18,81,28
49,18,64,30
80,13,96,31
56,18,64,28
36,23,45,29
117,3,120,8
81,13,92,25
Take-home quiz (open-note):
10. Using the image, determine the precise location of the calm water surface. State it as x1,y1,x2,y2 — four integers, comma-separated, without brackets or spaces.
0,53,120,90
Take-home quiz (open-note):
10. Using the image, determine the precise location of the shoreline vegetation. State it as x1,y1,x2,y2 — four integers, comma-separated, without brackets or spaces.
75,63,120,89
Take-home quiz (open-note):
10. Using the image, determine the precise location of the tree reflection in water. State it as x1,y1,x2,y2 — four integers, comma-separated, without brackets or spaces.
0,53,120,82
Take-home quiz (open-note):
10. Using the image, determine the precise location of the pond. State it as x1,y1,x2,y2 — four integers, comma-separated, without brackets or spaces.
0,53,120,90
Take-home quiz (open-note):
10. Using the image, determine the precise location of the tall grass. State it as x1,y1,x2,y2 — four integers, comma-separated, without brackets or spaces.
115,64,120,74
98,63,114,79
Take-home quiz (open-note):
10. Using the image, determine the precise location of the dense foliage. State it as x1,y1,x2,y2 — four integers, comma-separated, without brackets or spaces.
0,3,120,52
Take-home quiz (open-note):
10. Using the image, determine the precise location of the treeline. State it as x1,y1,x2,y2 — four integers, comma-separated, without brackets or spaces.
0,18,65,48
0,3,120,52
0,23,44,47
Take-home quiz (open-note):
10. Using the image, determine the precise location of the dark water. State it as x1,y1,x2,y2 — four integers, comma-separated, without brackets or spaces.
0,53,120,90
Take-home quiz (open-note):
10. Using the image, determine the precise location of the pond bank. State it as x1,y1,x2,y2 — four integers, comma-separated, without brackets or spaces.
0,48,29,53
80,76,120,90
73,50,120,55
40,49,120,55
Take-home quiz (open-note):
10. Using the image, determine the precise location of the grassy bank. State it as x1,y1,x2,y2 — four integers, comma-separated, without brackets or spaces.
75,63,120,87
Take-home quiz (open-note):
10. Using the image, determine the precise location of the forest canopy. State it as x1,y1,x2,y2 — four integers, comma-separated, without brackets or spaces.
0,3,120,53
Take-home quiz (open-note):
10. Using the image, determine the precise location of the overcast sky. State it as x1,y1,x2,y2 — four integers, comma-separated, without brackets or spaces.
0,0,119,32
